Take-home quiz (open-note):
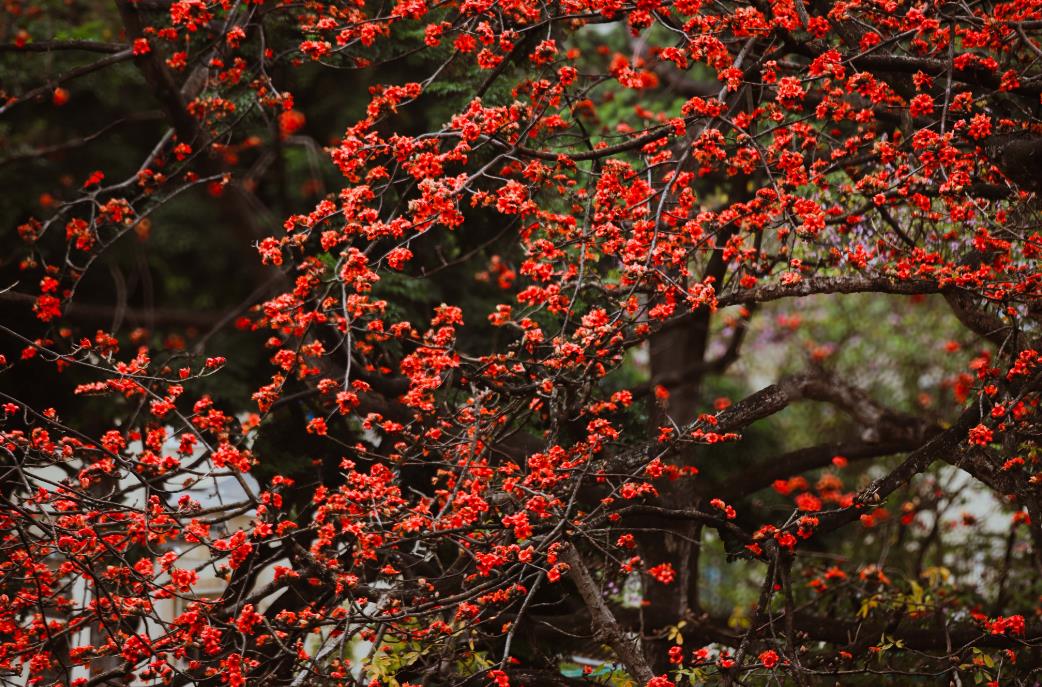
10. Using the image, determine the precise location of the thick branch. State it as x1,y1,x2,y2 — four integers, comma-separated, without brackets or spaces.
715,275,941,309
559,544,655,684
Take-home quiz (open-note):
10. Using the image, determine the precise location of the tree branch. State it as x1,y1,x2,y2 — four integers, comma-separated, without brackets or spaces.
559,543,655,684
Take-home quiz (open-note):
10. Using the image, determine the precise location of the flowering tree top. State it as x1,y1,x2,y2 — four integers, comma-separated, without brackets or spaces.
3,0,1042,685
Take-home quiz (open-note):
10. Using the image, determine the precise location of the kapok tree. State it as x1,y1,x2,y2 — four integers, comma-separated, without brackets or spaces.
3,0,1042,685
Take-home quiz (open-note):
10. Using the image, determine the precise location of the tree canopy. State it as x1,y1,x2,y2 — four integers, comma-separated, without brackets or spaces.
3,0,1042,685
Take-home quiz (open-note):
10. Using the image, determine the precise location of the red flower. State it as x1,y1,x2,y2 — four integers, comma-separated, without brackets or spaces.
967,113,992,140
710,498,737,519
968,424,993,446
648,563,675,584
909,94,934,117
795,492,822,512
988,615,1025,636
82,170,105,188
